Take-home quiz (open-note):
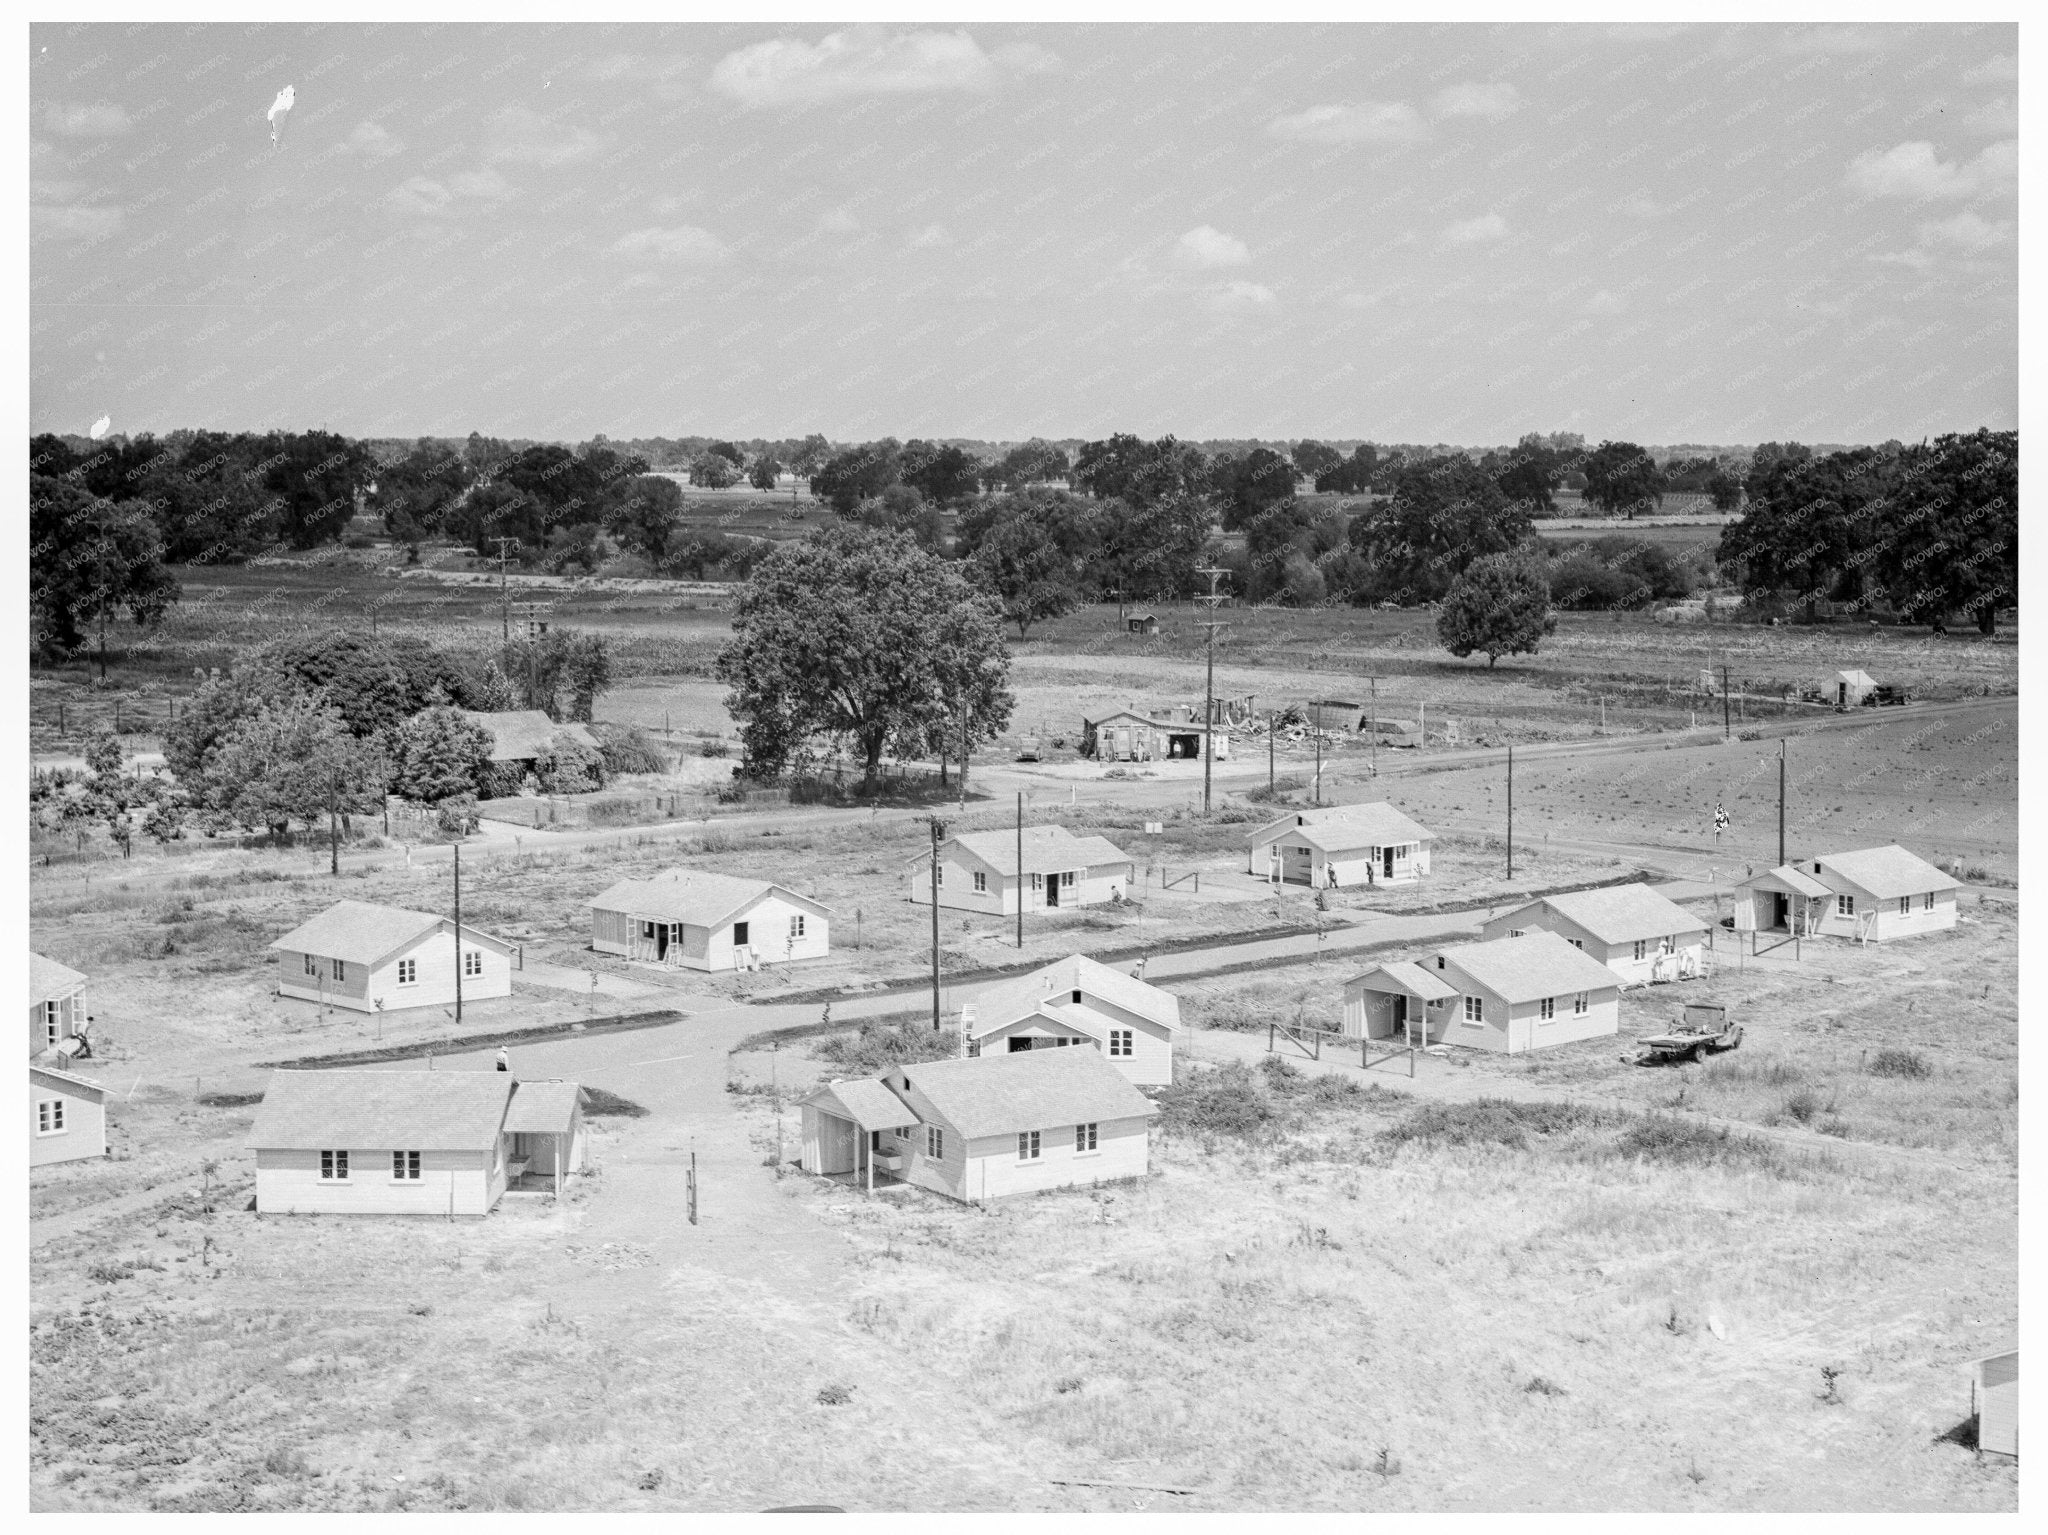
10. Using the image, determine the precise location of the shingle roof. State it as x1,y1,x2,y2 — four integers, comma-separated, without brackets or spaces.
940,825,1131,876
800,1078,917,1131
968,953,1180,1039
270,901,441,965
246,1070,513,1152
1347,960,1459,1002
30,1063,107,1099
1739,864,1833,900
587,869,828,928
1436,931,1622,1005
1812,845,1960,899
1250,801,1434,853
30,953,87,1003
503,1078,582,1135
458,709,599,763
891,1047,1156,1140
1510,883,1709,944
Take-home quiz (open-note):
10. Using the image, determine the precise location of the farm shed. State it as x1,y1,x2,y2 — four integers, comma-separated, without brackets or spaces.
1126,613,1159,635
1419,931,1624,1053
1081,709,1229,762
30,1063,108,1167
271,900,515,1014
798,1077,918,1191
1966,1344,2018,1460
1813,670,1879,708
587,869,830,971
1304,699,1366,732
457,709,600,769
877,1047,1158,1205
962,953,1181,1086
1481,883,1708,986
1247,801,1435,888
1342,961,1459,1046
30,953,88,1057
911,825,1134,915
1745,845,1961,942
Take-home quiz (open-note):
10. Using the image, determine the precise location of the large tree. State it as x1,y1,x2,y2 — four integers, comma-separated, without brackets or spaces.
970,513,1084,637
1069,433,1209,507
1314,442,1379,495
1210,447,1298,531
369,438,474,552
198,691,387,858
1436,553,1556,668
810,440,902,514
1092,491,1214,606
716,525,1011,790
1490,433,1565,513
898,440,983,507
1581,440,1667,520
384,705,495,804
1345,454,1532,604
29,476,181,668
1290,440,1342,483
1871,429,2017,634
1718,443,1897,621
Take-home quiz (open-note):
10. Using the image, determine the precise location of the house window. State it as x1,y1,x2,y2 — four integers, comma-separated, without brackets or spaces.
1510,929,1525,938
1659,935,1675,955
320,1150,350,1181
1463,996,1484,1024
1568,939,1584,950
42,1002,59,1049
1060,871,1075,889
397,958,418,986
1540,997,1555,1021
1837,894,1855,917
393,1151,421,1180
1018,1130,1041,1161
926,1126,943,1160
1573,992,1589,1016
935,865,944,887
303,954,318,978
1632,940,1647,961
1071,989,1082,1004
788,914,805,940
1030,873,1043,890
331,958,345,981
1898,896,1911,917
464,949,484,977
973,871,987,893
36,1099,65,1135
1076,1122,1098,1152
1108,1029,1133,1057
1923,891,1936,912
733,921,750,947
1436,956,1446,970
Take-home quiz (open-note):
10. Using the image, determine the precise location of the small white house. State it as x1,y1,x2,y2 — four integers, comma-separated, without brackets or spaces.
1349,931,1622,1053
30,1063,109,1167
1815,669,1879,708
248,1070,586,1215
961,953,1181,1086
1481,882,1709,986
587,870,830,971
30,953,88,1057
1966,1343,2018,1460
800,1047,1156,1204
271,901,516,1014
911,825,1134,914
1731,863,1835,938
1248,802,1436,888
1759,846,1962,942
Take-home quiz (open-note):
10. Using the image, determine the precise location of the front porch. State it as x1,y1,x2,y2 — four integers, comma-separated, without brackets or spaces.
1344,960,1462,1046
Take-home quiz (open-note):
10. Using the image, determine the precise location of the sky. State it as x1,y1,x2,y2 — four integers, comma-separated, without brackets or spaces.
28,21,2019,446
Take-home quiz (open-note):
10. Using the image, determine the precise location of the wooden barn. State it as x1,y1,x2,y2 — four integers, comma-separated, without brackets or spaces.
1081,709,1228,762
247,1070,586,1215
911,825,1134,914
1481,883,1709,986
1813,669,1879,709
457,709,599,772
30,1062,108,1167
961,953,1181,1086
271,901,515,1014
587,869,830,971
1966,1344,2018,1460
1736,845,1960,942
1126,613,1159,635
1348,932,1622,1053
1247,801,1435,888
30,953,88,1057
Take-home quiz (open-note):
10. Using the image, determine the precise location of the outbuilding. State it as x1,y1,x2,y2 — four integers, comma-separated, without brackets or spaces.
30,1063,109,1167
1481,882,1709,986
1815,669,1879,709
587,869,830,971
961,953,1181,1086
1126,613,1159,635
1081,709,1228,762
1966,1343,2018,1460
1248,801,1435,888
271,901,516,1014
911,825,1134,914
1355,931,1623,1053
1739,845,1961,942
30,953,88,1057
458,709,600,772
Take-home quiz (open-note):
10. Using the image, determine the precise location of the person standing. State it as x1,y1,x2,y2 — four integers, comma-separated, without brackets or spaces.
495,1048,510,1074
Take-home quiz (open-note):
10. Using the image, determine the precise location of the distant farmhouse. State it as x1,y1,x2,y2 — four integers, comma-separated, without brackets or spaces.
1481,882,1709,985
1347,931,1622,1053
458,709,599,774
962,953,1181,1086
1082,708,1229,762
248,1069,586,1214
587,869,830,971
1248,802,1435,888
1735,845,1960,942
912,825,1134,914
271,900,516,1013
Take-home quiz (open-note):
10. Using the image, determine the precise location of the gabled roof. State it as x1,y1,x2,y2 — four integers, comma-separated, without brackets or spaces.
457,709,599,763
1811,845,1960,899
246,1070,513,1152
587,869,830,928
1435,931,1622,1005
1823,670,1878,687
1250,801,1434,853
938,825,1130,876
968,953,1180,1039
30,953,87,1003
1505,883,1709,944
270,901,512,965
890,1047,1156,1140
1347,960,1459,1002
30,1062,107,1099
503,1078,582,1135
1739,864,1832,900
800,1078,917,1131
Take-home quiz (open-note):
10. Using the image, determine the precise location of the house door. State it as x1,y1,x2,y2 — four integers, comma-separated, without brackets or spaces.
1045,874,1061,908
1392,994,1408,1040
654,924,669,959
1771,893,1789,930
1836,682,1848,707
1383,846,1396,880
1009,1036,1035,1052
733,920,750,947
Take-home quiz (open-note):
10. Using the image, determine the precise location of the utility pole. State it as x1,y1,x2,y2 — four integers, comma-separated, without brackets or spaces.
1721,664,1731,741
1267,709,1275,793
1015,791,1025,950
928,816,944,1030
491,536,519,642
1778,737,1786,868
958,701,969,810
1313,719,1322,805
452,843,464,1025
1506,744,1514,880
1368,675,1379,778
1194,566,1230,815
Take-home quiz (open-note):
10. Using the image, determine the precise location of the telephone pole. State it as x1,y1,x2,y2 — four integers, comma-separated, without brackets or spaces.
928,816,944,1031
1267,709,1275,793
491,536,520,642
1505,744,1514,880
1778,737,1787,867
1015,791,1025,950
1720,664,1732,741
1194,566,1230,814
452,843,464,1025
1368,674,1379,778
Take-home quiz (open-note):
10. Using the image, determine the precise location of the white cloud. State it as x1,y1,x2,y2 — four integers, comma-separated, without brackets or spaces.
1779,25,1888,55
485,104,611,167
580,53,693,87
387,176,454,217
904,223,950,250
1174,225,1250,269
45,101,131,136
1431,81,1522,121
1580,289,1627,315
819,207,861,235
34,203,122,240
1962,53,2017,85
710,26,1037,108
608,225,729,263
344,121,404,161
31,138,119,240
1962,97,2017,137
1846,139,2015,200
1266,100,1427,144
449,167,513,202
1917,210,2014,252
1442,213,1508,247
1209,281,1275,311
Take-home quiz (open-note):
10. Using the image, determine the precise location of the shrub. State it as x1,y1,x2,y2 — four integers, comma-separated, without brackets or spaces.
1380,1097,1606,1150
539,735,605,795
815,1383,854,1406
815,1020,959,1077
591,722,666,776
1614,1113,1779,1170
580,1086,648,1118
1867,1047,1931,1079
1781,1088,1822,1124
1155,1060,1281,1139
